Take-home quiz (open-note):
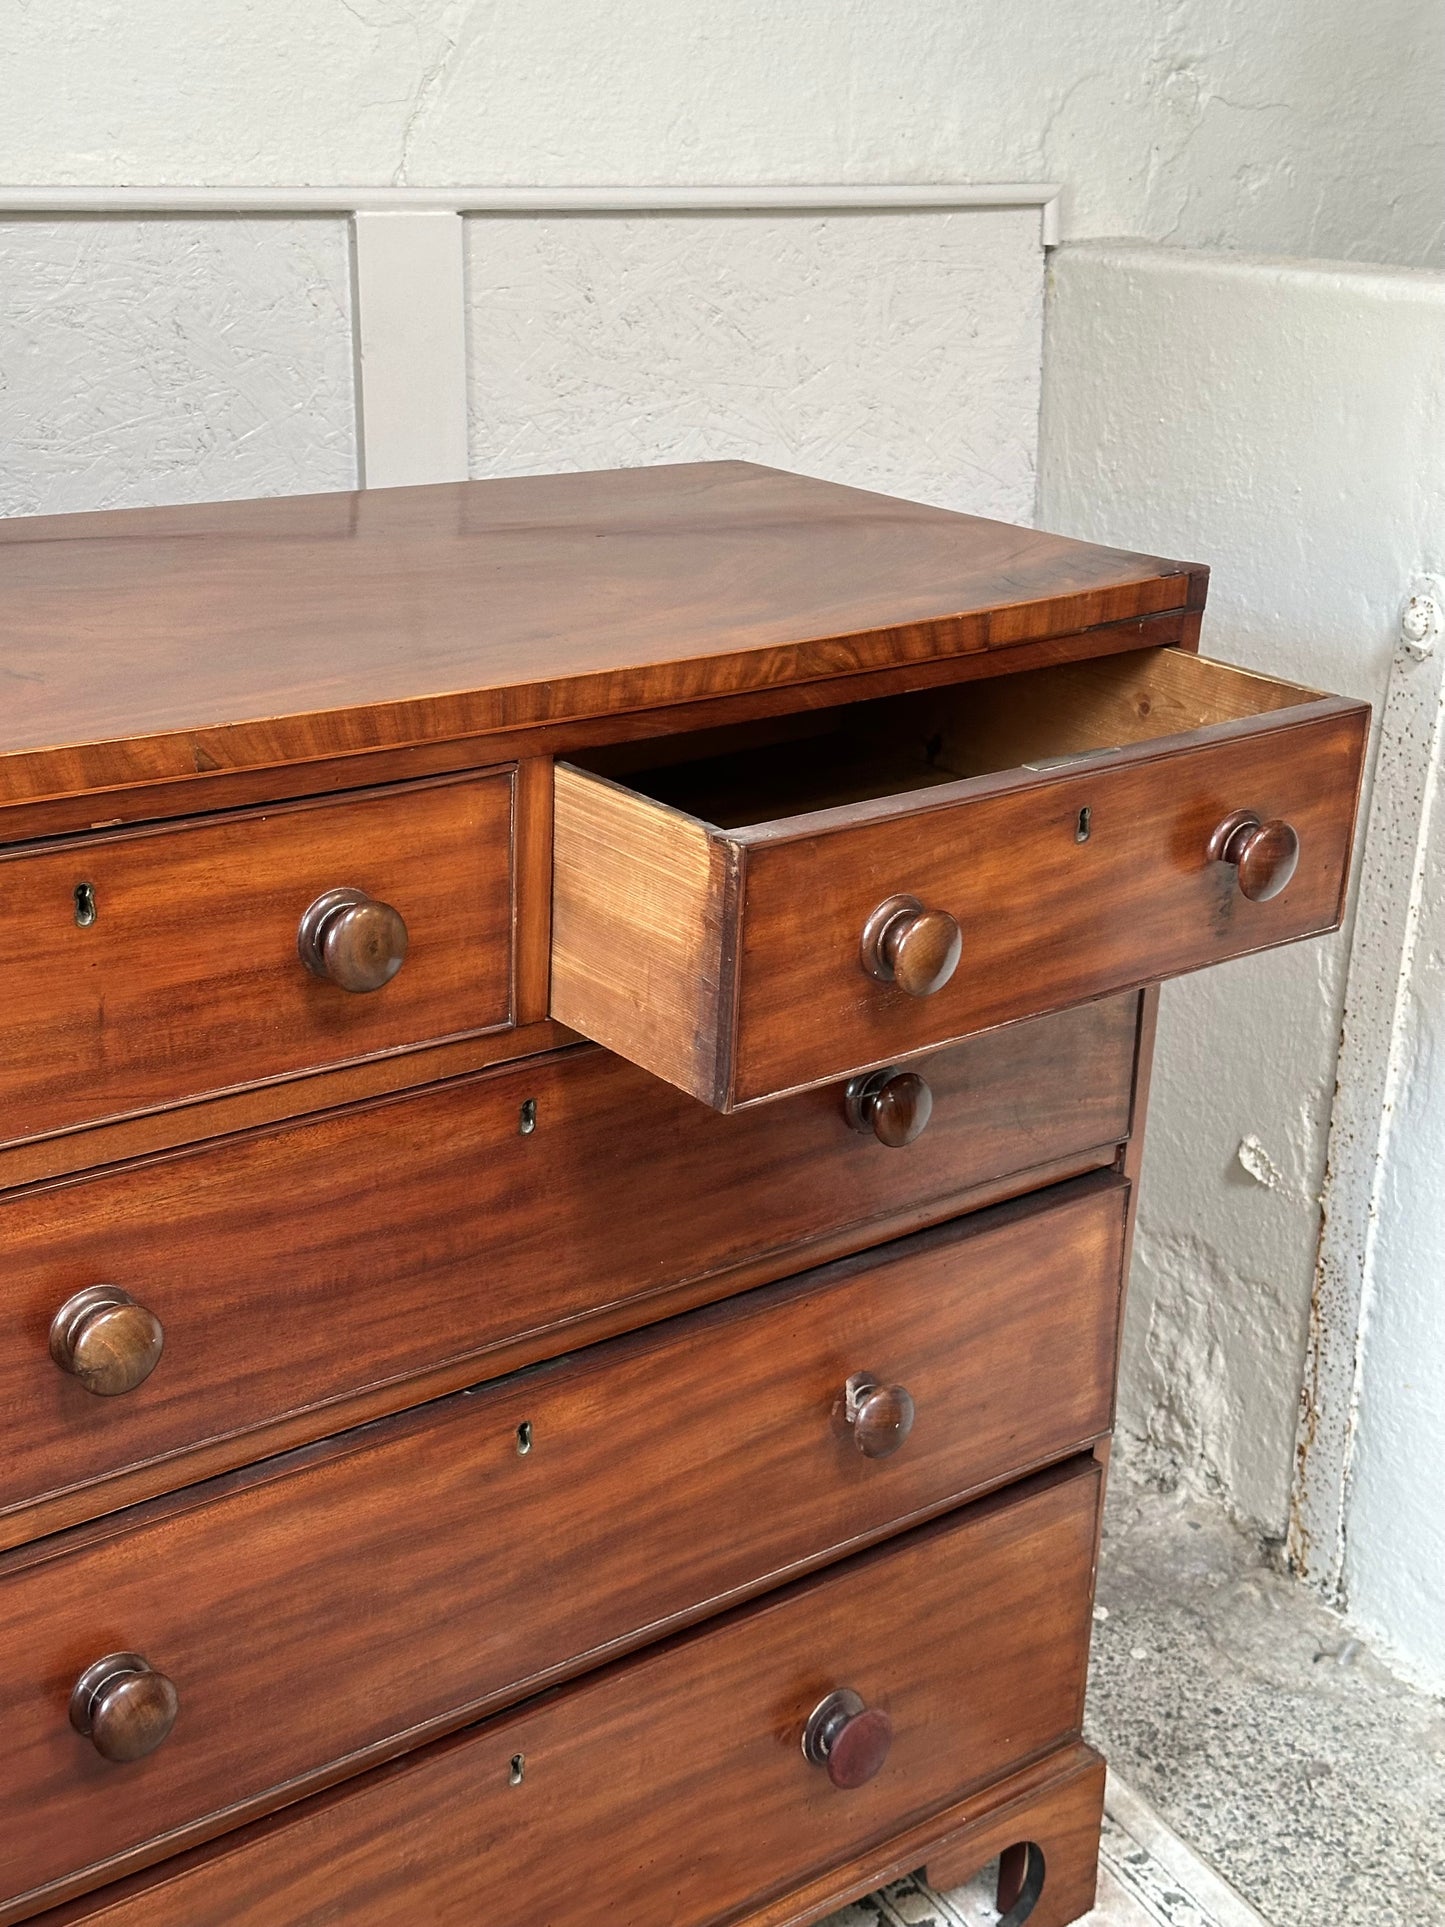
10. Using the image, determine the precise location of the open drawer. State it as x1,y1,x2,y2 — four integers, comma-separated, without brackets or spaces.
551,647,1368,1109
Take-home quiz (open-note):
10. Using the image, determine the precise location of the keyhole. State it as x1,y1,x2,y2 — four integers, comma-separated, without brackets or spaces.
1075,807,1092,844
519,1099,537,1136
509,1753,526,1785
73,883,98,928
516,1420,533,1456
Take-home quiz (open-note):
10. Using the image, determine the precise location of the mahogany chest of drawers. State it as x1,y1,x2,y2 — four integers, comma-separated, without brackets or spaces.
0,461,1366,1926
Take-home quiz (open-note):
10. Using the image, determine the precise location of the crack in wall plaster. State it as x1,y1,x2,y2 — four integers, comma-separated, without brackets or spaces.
393,1,492,185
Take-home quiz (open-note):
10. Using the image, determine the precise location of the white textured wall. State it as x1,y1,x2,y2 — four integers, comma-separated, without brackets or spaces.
1347,805,1445,1693
466,210,1041,518
0,0,1440,268
0,218,356,517
1039,243,1445,1536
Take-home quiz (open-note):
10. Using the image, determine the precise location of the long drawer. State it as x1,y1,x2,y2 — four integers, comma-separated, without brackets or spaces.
0,1178,1123,1919
21,1461,1102,1927
0,995,1137,1542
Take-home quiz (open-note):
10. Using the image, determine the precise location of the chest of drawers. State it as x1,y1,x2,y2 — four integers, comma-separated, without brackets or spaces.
0,461,1365,1927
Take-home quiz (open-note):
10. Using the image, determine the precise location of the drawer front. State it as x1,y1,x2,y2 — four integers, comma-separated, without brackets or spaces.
0,772,514,1144
552,660,1367,1108
0,1181,1121,1914
0,998,1136,1540
25,1463,1101,1927
732,708,1363,1102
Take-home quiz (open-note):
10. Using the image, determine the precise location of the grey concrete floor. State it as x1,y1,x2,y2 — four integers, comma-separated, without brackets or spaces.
1088,1474,1445,1926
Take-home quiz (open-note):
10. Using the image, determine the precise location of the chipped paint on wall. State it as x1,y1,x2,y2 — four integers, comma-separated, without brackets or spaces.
1039,244,1445,1546
1289,634,1445,1607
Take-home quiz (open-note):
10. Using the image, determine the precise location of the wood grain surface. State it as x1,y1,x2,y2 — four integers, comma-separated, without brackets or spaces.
554,655,1366,1105
0,771,515,1145
13,1462,1101,1927
0,1185,1121,1914
0,612,1200,850
921,1745,1107,1927
0,998,1137,1543
0,462,1203,812
731,702,1366,1102
551,761,737,1099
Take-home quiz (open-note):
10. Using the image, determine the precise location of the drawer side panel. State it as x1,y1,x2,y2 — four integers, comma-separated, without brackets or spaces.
551,762,734,1102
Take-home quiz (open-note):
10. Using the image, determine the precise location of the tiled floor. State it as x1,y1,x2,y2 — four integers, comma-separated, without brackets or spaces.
821,1773,1264,1927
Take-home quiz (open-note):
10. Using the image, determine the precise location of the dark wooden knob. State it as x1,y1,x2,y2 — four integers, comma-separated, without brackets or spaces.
298,887,408,992
70,1653,179,1763
802,1688,893,1788
844,1067,933,1147
49,1286,163,1397
844,1371,916,1459
860,894,961,997
1208,810,1300,902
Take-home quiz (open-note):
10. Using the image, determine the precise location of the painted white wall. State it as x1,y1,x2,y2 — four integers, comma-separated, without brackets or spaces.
0,0,1439,269
0,206,1043,520
1039,243,1445,1544
0,218,356,517
1356,782,1445,1688
465,209,1041,519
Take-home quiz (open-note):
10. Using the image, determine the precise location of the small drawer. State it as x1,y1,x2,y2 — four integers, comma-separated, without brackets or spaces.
0,997,1136,1543
0,771,514,1145
0,1183,1120,1918
552,647,1368,1107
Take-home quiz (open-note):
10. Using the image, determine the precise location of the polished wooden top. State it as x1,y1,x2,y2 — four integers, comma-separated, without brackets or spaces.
0,461,1203,809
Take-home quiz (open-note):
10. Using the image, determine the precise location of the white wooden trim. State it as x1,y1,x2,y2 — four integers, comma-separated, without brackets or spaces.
0,182,1061,226
350,211,468,489
0,182,1060,488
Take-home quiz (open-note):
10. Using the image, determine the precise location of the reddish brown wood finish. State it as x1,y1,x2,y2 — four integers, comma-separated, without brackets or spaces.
0,1001,1137,1543
732,701,1365,1101
0,463,1362,1927
67,1656,180,1767
0,610,1200,850
12,1464,1101,1927
922,1746,1107,1927
553,654,1367,1106
0,463,1202,813
844,1068,934,1147
0,1019,576,1193
0,772,514,1145
47,1290,164,1399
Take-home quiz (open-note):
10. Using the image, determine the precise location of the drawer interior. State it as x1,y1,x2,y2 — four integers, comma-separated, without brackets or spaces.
574,648,1318,830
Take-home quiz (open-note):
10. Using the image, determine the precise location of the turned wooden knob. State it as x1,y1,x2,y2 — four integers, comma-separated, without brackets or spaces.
298,887,408,992
1208,810,1300,902
49,1287,164,1397
70,1653,179,1763
802,1688,893,1788
844,1067,933,1147
860,894,961,997
844,1371,916,1459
